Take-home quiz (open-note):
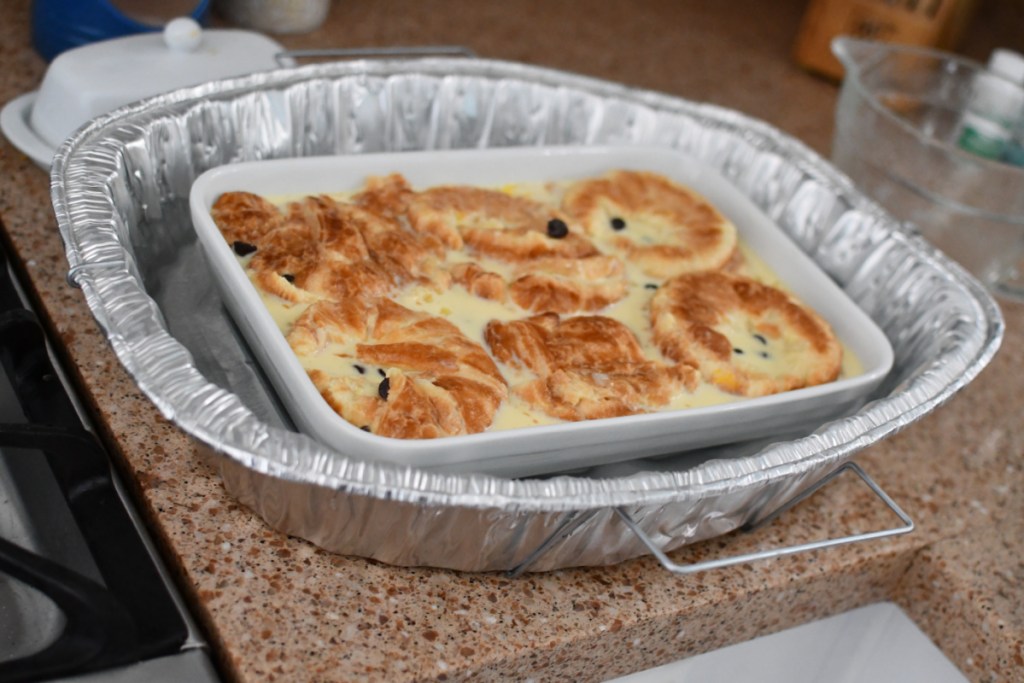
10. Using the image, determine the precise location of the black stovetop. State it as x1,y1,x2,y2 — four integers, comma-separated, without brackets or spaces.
0,239,212,682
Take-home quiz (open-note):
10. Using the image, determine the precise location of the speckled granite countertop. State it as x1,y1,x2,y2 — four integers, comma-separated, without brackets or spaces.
1,1,1022,681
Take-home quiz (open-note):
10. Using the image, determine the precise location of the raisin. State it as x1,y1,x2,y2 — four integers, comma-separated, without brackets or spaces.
753,333,768,345
610,217,626,231
354,364,365,374
378,376,391,400
644,283,658,290
733,348,744,355
282,273,295,283
232,240,257,256
546,218,569,239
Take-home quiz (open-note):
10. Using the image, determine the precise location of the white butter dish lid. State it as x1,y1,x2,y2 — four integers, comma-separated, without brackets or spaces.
1,20,287,167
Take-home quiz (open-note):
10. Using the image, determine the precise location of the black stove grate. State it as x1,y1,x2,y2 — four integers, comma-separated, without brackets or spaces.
0,242,188,682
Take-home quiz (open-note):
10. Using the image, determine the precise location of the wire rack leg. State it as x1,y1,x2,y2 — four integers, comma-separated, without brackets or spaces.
616,462,914,576
506,509,600,578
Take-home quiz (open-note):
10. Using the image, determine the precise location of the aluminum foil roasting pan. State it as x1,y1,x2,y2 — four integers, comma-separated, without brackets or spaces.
51,58,1003,572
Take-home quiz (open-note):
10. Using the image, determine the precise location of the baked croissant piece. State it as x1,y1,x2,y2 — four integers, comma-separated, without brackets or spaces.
485,313,698,421
287,297,508,439
211,182,449,306
650,271,842,397
562,170,739,279
407,185,628,313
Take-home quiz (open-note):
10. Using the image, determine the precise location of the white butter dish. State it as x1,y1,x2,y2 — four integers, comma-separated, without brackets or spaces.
1,21,286,168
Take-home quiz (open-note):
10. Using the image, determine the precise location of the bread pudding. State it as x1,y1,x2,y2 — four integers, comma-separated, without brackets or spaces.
210,170,852,440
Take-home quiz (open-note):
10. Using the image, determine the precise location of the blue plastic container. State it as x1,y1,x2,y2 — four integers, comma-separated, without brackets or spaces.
32,0,210,62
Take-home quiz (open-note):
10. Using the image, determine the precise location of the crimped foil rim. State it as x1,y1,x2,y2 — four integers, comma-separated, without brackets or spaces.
50,57,1003,512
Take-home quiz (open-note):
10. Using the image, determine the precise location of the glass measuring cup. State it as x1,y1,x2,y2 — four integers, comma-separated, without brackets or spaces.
831,37,1024,301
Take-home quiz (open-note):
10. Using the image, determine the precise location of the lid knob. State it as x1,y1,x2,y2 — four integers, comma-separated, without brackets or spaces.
163,17,203,52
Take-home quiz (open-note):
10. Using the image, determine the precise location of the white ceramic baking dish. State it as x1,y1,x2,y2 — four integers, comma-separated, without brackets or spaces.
189,145,893,477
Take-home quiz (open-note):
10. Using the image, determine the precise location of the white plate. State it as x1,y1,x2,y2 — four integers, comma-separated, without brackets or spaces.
189,146,894,477
0,92,54,169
